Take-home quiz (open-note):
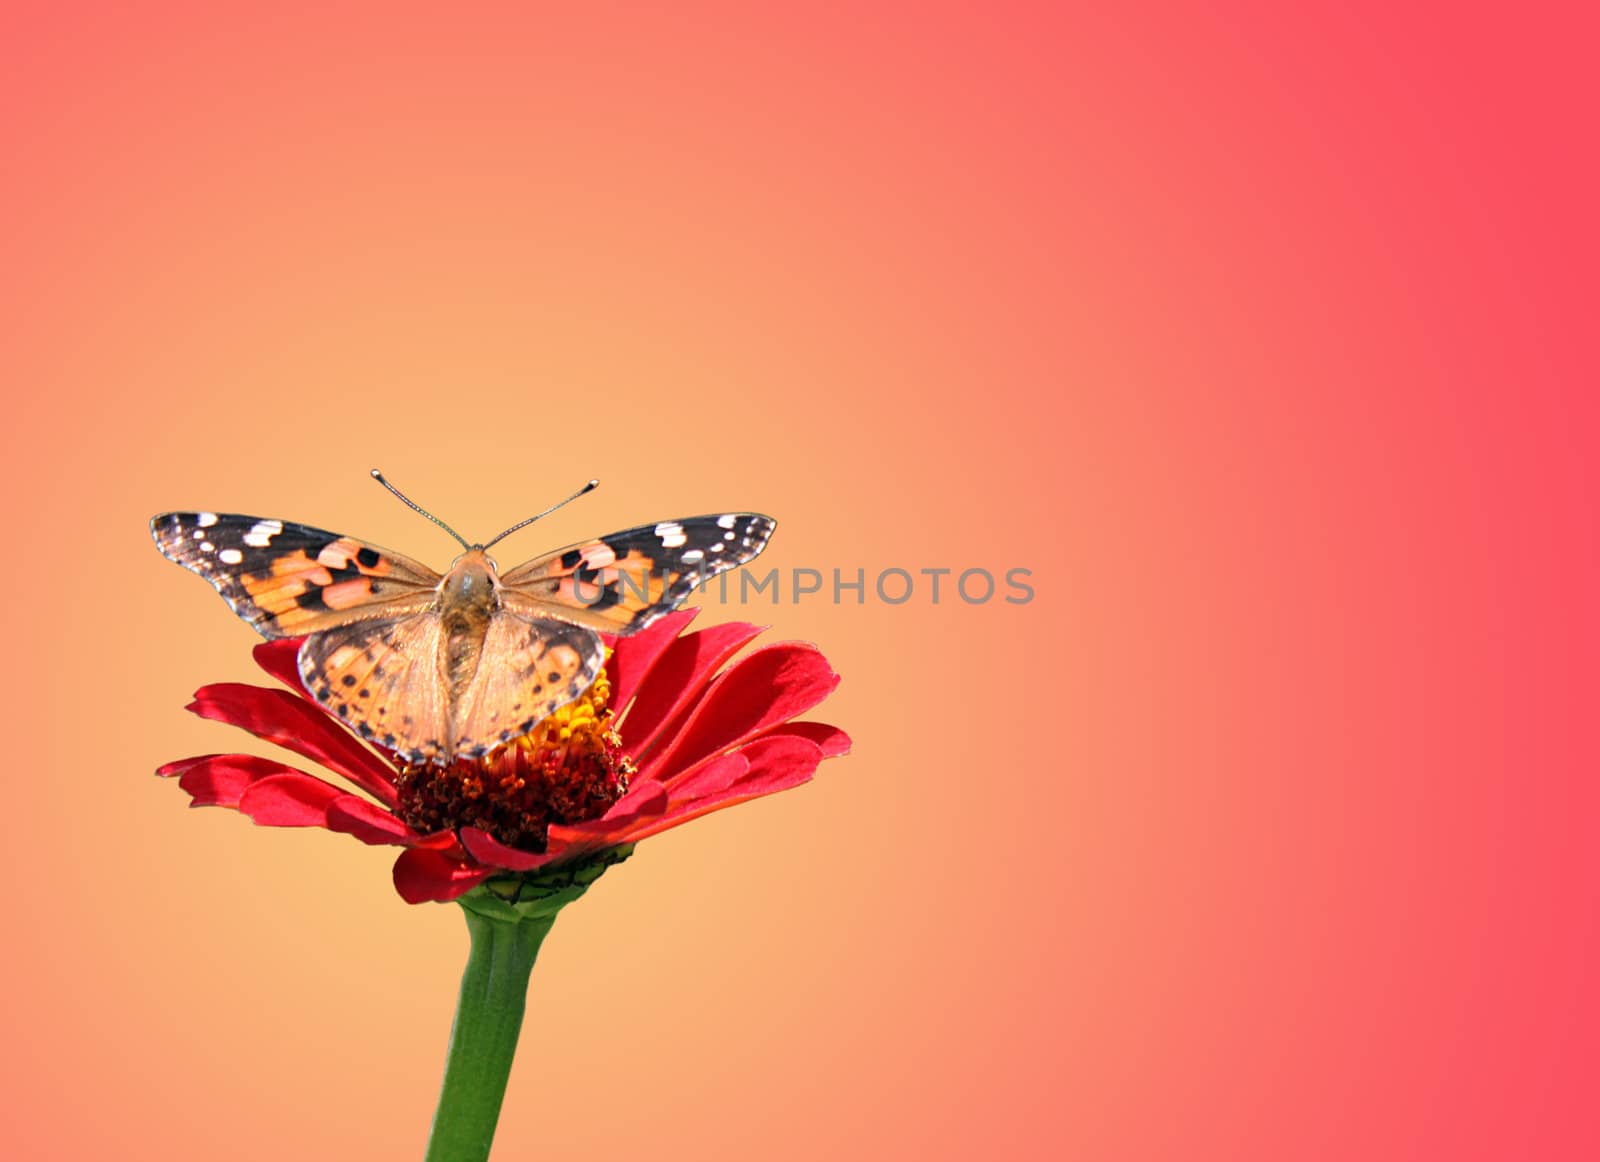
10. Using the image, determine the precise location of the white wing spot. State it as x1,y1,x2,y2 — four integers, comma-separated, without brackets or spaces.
243,519,283,548
219,548,244,565
200,541,215,552
682,549,704,563
717,514,737,529
655,520,687,548
197,512,219,527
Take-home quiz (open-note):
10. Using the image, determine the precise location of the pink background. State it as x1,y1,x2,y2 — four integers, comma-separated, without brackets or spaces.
3,4,1597,1158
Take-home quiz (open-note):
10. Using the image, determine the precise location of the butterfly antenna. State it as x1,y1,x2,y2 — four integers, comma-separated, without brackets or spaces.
369,470,471,550
483,479,601,549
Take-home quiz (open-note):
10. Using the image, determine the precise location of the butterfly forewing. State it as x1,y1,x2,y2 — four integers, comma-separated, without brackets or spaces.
498,513,776,634
152,513,442,638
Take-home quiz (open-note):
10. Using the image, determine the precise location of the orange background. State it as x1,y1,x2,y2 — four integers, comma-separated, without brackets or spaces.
4,4,1598,1159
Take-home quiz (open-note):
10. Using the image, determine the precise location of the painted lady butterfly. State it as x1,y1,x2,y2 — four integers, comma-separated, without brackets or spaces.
152,473,775,763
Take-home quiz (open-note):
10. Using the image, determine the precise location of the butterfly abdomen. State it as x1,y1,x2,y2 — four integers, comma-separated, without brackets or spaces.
438,550,500,707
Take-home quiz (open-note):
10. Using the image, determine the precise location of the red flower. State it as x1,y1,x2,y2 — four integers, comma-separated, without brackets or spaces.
158,611,850,903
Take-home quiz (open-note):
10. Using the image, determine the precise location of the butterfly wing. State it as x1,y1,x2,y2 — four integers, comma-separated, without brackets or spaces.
296,614,452,762
300,610,603,762
449,613,605,758
497,514,775,635
152,512,442,637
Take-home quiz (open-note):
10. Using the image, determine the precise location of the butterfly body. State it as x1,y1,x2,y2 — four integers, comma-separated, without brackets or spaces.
432,548,548,719
152,506,775,763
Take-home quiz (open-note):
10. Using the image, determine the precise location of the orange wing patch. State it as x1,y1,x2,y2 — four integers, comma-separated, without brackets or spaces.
236,541,433,632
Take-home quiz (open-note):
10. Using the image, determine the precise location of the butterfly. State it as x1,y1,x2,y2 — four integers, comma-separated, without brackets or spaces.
152,472,775,764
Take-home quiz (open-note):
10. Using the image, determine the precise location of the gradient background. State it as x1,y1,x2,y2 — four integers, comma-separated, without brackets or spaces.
3,4,1597,1159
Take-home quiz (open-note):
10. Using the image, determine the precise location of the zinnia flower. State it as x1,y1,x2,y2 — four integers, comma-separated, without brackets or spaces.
157,607,848,1161
157,609,849,903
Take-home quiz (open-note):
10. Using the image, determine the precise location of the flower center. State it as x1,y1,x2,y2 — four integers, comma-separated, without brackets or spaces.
394,669,634,852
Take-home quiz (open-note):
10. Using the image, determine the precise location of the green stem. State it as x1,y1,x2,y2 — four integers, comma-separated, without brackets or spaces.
424,905,553,1162
423,847,631,1161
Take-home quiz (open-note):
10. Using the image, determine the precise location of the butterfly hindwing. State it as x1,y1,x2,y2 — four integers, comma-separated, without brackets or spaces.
297,615,452,762
497,513,776,634
151,512,441,638
298,612,603,761
450,614,605,758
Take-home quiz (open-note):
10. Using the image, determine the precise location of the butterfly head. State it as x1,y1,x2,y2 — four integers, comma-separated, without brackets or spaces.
441,547,500,617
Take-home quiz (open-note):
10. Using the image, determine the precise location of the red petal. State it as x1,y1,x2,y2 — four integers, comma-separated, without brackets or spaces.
325,797,416,846
252,638,307,693
411,829,465,852
542,779,671,852
642,644,840,779
723,734,829,795
658,751,749,800
627,735,826,842
237,772,345,827
757,721,853,758
578,779,671,835
187,682,398,806
622,621,765,758
156,754,221,778
162,754,306,808
606,609,698,709
458,827,561,872
605,777,670,819
393,847,491,904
